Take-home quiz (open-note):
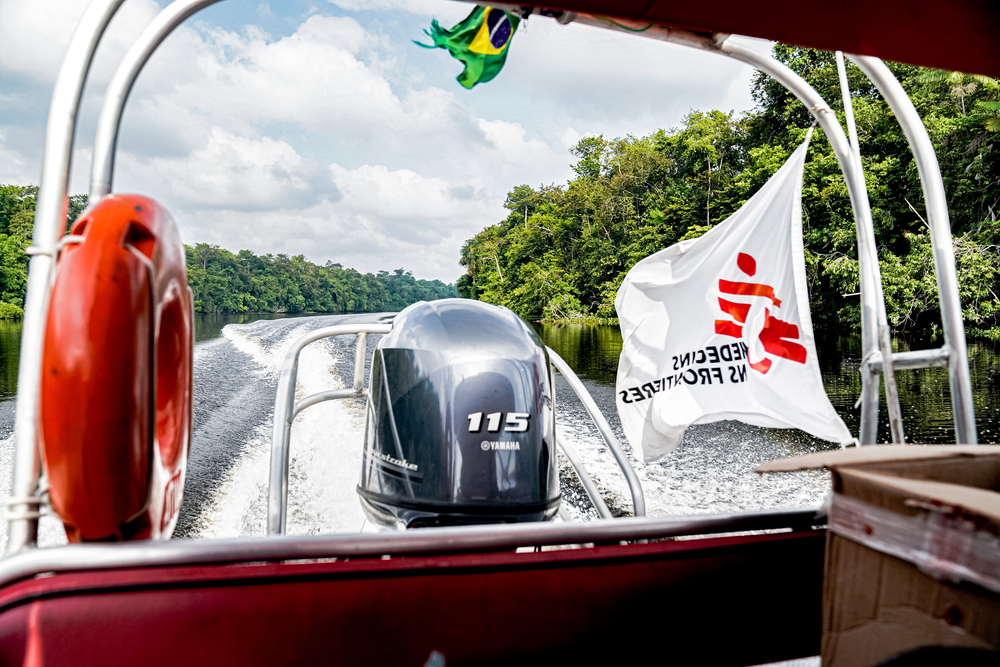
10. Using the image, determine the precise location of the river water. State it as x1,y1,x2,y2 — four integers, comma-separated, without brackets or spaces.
0,313,998,547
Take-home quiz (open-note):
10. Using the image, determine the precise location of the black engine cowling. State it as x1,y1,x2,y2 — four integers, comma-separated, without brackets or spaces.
358,299,560,529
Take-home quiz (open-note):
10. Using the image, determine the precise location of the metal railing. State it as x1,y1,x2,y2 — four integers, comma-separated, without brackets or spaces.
849,56,977,445
7,0,979,553
267,324,391,535
473,4,977,448
546,347,645,518
265,325,647,534
90,0,225,200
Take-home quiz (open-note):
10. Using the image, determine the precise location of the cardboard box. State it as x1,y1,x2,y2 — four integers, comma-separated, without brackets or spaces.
757,445,1000,667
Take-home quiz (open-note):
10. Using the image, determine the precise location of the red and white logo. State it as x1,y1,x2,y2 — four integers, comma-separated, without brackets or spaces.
615,134,851,461
714,252,806,375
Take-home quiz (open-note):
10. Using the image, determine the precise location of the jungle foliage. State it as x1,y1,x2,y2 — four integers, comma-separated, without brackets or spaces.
0,185,455,316
458,47,1000,338
185,244,455,314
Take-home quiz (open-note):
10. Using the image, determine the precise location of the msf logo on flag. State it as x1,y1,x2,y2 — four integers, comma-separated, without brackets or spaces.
614,132,853,461
714,252,807,375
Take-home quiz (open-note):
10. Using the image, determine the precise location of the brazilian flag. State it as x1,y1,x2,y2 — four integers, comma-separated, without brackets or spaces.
416,6,520,89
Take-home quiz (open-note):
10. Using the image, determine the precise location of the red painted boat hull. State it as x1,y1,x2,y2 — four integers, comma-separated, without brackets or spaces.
0,530,822,666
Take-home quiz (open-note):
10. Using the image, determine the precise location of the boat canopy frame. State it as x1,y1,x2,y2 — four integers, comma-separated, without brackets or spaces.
265,324,646,534
4,0,979,554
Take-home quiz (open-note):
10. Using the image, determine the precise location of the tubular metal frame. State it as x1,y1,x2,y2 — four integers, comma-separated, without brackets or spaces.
8,0,129,556
836,50,904,445
480,6,977,446
478,6,895,447
715,37,892,445
267,324,391,535
557,435,613,519
849,56,977,445
8,0,979,553
265,326,644,535
546,347,646,516
90,0,225,201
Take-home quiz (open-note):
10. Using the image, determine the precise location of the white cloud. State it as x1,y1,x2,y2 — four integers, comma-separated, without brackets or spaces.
175,160,500,279
488,19,763,138
117,127,335,211
557,127,582,151
477,118,564,173
0,0,161,85
0,129,32,183
0,2,769,282
327,0,469,20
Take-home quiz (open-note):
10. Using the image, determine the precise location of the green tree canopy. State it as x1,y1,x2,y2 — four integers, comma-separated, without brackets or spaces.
459,47,1000,339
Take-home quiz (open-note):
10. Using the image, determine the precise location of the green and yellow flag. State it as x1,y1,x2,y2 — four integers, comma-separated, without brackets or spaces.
416,6,520,89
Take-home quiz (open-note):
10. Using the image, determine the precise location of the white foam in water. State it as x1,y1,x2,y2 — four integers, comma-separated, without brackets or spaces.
0,431,68,552
555,402,831,518
0,316,830,550
197,323,367,538
205,318,831,535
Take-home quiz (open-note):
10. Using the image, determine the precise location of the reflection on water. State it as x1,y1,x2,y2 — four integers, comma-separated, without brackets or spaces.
0,314,313,399
0,321,20,402
536,322,1000,445
0,316,996,444
194,313,311,344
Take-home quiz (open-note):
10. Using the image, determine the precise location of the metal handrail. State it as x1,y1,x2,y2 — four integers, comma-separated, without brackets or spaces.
557,435,613,519
835,50,904,445
850,55,977,445
266,324,638,532
8,0,128,556
90,0,225,200
547,347,646,517
864,348,949,373
714,40,892,445
475,6,896,447
9,0,226,556
0,506,823,588
267,324,391,535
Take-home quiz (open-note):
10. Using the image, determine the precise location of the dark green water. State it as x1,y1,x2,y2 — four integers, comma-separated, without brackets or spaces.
194,312,313,344
0,314,312,402
0,321,20,402
0,315,997,443
535,322,1000,445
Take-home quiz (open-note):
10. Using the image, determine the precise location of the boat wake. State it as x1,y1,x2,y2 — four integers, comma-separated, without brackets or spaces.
0,313,832,550
551,376,832,518
185,314,832,535
181,314,388,538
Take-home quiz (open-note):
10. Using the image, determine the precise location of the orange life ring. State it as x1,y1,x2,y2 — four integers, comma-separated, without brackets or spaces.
40,195,193,542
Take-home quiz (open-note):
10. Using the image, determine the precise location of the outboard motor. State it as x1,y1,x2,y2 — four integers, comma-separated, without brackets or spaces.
358,299,560,529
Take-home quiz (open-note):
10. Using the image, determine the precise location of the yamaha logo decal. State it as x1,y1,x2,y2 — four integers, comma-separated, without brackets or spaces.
480,441,520,451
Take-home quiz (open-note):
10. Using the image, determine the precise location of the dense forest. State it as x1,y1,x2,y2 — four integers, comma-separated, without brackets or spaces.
184,244,455,313
458,47,1000,339
0,185,455,316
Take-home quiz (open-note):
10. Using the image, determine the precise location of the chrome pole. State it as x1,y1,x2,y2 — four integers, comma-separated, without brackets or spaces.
546,347,646,517
835,52,862,159
267,324,391,536
89,0,225,200
836,51,904,445
556,435,613,519
714,41,889,444
850,56,978,444
479,6,892,445
7,0,128,556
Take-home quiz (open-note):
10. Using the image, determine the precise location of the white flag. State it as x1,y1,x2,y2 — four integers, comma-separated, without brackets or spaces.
615,134,852,463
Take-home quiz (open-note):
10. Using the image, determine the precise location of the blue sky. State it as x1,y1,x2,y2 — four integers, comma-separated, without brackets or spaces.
0,0,770,281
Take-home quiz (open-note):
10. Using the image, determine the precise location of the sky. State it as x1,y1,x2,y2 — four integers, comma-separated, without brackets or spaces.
0,0,772,282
